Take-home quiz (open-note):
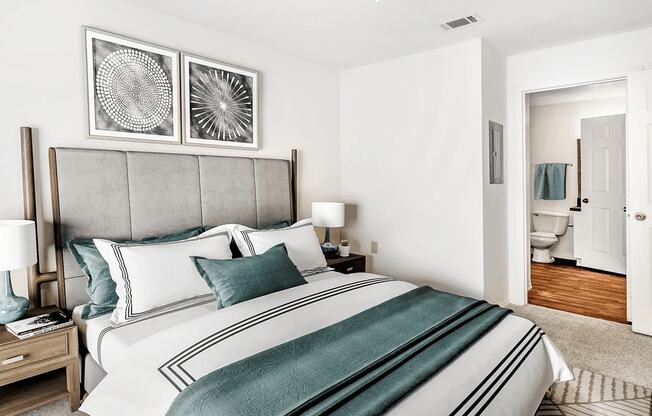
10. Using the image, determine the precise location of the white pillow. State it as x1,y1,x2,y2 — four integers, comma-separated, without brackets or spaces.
231,219,327,273
94,226,232,325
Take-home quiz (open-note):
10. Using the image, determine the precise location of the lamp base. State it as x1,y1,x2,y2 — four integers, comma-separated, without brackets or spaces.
0,271,29,324
321,227,339,258
321,242,339,258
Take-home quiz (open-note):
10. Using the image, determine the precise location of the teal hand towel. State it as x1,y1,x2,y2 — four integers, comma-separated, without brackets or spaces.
534,163,566,200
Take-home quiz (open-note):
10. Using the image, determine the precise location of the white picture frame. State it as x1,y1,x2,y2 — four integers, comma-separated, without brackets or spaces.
182,53,259,150
83,27,181,143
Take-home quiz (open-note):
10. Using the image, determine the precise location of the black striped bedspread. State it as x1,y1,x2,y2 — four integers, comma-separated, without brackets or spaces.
80,273,573,416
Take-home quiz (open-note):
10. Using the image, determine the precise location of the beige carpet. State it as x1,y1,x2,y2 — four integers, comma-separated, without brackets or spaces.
22,399,82,416
511,303,652,389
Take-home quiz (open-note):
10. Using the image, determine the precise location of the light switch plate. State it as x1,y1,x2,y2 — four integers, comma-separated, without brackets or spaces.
370,240,378,254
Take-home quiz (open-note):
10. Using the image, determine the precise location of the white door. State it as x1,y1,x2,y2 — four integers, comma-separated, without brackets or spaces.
579,114,626,275
628,71,652,335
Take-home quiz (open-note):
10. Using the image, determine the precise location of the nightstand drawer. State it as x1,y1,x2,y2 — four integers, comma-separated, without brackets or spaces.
0,332,69,373
332,257,366,274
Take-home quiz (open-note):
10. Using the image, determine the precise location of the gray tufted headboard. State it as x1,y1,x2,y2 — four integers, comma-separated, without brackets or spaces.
42,146,296,312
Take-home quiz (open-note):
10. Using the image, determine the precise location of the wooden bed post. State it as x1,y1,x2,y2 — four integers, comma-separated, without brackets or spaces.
20,127,58,308
291,149,298,223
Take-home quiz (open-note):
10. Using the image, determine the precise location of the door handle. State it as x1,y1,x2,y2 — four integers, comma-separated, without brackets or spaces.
582,198,589,204
634,212,647,221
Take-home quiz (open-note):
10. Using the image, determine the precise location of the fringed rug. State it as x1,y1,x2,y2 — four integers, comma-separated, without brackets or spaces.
537,368,652,415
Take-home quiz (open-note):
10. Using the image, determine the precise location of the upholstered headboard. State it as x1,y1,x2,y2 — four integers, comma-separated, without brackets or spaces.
20,128,297,311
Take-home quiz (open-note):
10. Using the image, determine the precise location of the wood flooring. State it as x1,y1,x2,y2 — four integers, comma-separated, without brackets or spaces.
528,261,627,323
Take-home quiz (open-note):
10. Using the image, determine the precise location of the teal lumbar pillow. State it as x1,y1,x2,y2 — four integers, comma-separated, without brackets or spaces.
192,243,307,308
68,226,204,319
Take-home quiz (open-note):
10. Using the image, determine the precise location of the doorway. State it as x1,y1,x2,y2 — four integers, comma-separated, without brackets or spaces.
524,80,628,323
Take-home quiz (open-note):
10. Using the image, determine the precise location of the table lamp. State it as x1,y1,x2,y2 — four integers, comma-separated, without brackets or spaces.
312,202,345,256
0,220,36,324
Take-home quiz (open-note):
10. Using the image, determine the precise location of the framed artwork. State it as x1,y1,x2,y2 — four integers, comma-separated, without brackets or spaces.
182,53,258,149
83,27,180,143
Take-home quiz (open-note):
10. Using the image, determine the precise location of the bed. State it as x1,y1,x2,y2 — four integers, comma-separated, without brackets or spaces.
20,132,571,415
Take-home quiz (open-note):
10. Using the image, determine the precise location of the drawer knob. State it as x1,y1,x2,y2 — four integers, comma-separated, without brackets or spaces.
2,355,25,366
346,267,354,272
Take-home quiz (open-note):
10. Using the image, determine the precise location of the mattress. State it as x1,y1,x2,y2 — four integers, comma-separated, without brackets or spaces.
72,300,216,373
81,273,572,415
72,270,342,373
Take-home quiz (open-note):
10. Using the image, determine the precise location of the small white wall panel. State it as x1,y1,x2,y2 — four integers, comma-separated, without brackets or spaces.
591,148,610,192
590,124,609,139
648,125,652,203
591,207,610,253
618,147,626,195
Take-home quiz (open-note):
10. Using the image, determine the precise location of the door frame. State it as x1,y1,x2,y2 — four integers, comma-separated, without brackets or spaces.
516,76,631,320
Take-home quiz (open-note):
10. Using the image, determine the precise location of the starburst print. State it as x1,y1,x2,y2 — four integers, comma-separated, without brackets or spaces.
190,69,253,142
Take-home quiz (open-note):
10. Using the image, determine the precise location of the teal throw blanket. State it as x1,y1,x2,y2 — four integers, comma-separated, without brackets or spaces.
167,286,511,416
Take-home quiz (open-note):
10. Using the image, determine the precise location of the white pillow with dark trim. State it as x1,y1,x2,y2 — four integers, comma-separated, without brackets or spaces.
94,226,232,326
231,219,327,274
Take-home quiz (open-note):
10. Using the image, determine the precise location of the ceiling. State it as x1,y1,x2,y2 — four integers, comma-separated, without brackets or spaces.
529,80,627,107
127,0,652,68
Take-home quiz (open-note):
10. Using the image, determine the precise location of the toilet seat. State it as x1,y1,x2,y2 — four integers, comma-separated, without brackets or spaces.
530,231,556,240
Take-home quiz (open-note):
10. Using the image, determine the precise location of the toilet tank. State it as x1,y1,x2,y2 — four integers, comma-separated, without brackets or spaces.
532,210,570,235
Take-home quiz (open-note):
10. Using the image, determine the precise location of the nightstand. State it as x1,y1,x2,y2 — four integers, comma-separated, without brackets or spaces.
0,307,80,415
326,253,366,274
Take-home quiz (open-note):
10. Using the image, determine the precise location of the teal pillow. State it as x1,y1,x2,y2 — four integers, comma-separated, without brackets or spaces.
192,243,306,308
263,220,290,229
68,226,204,319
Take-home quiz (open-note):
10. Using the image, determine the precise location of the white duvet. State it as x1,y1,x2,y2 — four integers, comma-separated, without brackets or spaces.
81,273,572,416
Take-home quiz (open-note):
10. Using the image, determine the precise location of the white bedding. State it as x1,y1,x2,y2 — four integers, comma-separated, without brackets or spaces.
72,300,217,373
71,271,340,373
80,273,572,416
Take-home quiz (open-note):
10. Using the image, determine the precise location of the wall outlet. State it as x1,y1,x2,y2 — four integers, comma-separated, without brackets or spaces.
370,240,379,254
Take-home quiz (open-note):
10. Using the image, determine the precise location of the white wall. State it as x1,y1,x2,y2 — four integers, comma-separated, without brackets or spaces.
507,27,652,304
340,39,487,299
482,41,508,303
0,0,341,298
529,97,626,213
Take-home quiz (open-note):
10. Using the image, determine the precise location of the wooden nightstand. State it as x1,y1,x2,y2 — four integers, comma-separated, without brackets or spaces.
326,253,366,274
0,307,80,416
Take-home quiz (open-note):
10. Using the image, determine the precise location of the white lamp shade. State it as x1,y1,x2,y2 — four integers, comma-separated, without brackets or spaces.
312,202,345,228
0,220,37,271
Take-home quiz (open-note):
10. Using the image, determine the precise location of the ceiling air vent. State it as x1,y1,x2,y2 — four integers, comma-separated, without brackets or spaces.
440,14,483,31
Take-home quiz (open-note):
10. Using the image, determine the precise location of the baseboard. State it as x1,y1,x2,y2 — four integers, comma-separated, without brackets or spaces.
497,298,513,308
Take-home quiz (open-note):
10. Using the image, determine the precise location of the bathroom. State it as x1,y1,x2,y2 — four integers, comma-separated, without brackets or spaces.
526,80,628,323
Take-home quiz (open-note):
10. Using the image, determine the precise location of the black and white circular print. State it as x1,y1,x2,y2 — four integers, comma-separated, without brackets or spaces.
92,38,174,136
188,61,254,144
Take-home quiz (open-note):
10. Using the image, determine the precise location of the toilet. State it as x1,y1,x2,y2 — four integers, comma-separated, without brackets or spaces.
530,210,570,263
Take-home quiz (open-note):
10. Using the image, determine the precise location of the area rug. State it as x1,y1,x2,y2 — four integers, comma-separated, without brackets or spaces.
536,368,652,416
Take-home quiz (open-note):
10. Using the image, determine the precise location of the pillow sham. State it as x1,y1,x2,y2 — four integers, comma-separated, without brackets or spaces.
67,226,203,319
193,243,306,308
230,219,327,273
94,227,232,325
203,220,290,259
